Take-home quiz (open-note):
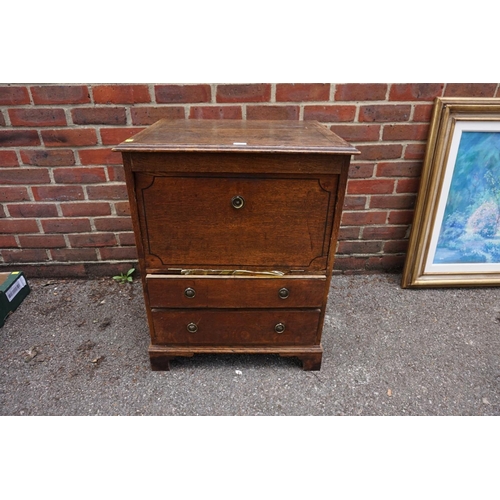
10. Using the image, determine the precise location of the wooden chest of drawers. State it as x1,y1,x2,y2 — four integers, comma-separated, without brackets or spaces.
115,120,358,370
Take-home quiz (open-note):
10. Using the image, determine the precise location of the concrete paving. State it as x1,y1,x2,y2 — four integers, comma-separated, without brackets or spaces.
1,273,499,415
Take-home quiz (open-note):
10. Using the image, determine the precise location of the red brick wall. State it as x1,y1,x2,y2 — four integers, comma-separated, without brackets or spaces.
1,83,499,277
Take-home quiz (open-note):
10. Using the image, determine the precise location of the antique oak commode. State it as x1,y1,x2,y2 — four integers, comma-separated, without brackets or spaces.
115,120,359,370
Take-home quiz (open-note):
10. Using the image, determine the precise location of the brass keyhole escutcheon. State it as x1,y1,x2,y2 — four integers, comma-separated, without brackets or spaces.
278,288,289,299
187,322,198,333
231,195,245,209
184,287,196,298
275,322,286,334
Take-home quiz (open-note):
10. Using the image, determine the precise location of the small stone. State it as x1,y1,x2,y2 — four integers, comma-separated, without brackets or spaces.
24,347,39,362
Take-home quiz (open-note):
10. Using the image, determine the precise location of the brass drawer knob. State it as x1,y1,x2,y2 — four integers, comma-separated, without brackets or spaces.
187,322,198,333
275,322,286,334
278,287,289,299
184,287,196,298
231,195,245,209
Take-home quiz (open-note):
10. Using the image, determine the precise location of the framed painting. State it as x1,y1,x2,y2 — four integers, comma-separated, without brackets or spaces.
402,97,500,288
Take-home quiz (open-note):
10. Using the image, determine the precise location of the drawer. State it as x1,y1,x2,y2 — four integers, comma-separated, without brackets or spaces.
135,173,338,271
147,275,326,309
151,309,321,346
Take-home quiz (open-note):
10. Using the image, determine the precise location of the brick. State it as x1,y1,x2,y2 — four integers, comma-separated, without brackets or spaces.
100,127,144,145
42,218,91,233
343,195,367,210
114,201,130,216
53,167,107,184
348,163,375,179
86,184,128,200
107,165,125,182
0,86,30,105
0,187,30,202
348,179,395,195
0,112,5,126
388,210,414,225
42,128,97,147
383,124,429,141
337,240,383,254
61,202,111,217
117,232,136,246
69,232,117,247
389,83,444,101
334,254,405,272
247,105,299,120
18,234,66,248
369,255,406,271
404,143,427,160
1,249,49,263
8,108,66,126
362,226,408,240
14,263,88,277
156,84,211,103
356,144,403,162
49,248,98,262
94,217,133,231
99,246,138,260
189,106,242,120
31,85,90,104
0,151,19,167
20,149,75,166
335,84,387,101
396,178,420,193
93,85,150,104
276,84,330,102
78,148,122,165
0,235,18,248
370,194,416,209
7,203,58,218
72,107,127,125
216,84,271,103
0,168,50,185
0,205,5,218
359,104,411,122
338,226,361,240
444,83,497,98
384,240,409,254
334,255,373,272
0,219,39,233
341,210,387,226
0,130,40,147
131,106,185,125
32,185,84,201
86,262,139,278
376,161,422,177
330,124,380,142
303,105,356,122
413,104,434,122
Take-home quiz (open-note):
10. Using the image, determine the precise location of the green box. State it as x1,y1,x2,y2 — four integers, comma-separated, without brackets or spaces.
0,272,30,328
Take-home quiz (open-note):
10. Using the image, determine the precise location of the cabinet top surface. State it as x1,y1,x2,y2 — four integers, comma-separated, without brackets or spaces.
114,119,359,155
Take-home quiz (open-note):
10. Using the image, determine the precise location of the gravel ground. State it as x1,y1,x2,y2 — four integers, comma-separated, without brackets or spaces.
1,273,500,416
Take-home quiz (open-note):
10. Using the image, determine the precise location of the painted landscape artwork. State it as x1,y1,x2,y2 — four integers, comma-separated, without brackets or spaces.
434,131,500,264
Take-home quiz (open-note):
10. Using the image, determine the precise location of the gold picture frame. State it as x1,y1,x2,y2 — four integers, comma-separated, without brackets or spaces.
402,97,500,288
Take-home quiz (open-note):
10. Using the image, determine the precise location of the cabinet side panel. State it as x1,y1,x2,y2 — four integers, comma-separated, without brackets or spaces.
316,155,351,343
123,154,146,267
122,153,156,341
